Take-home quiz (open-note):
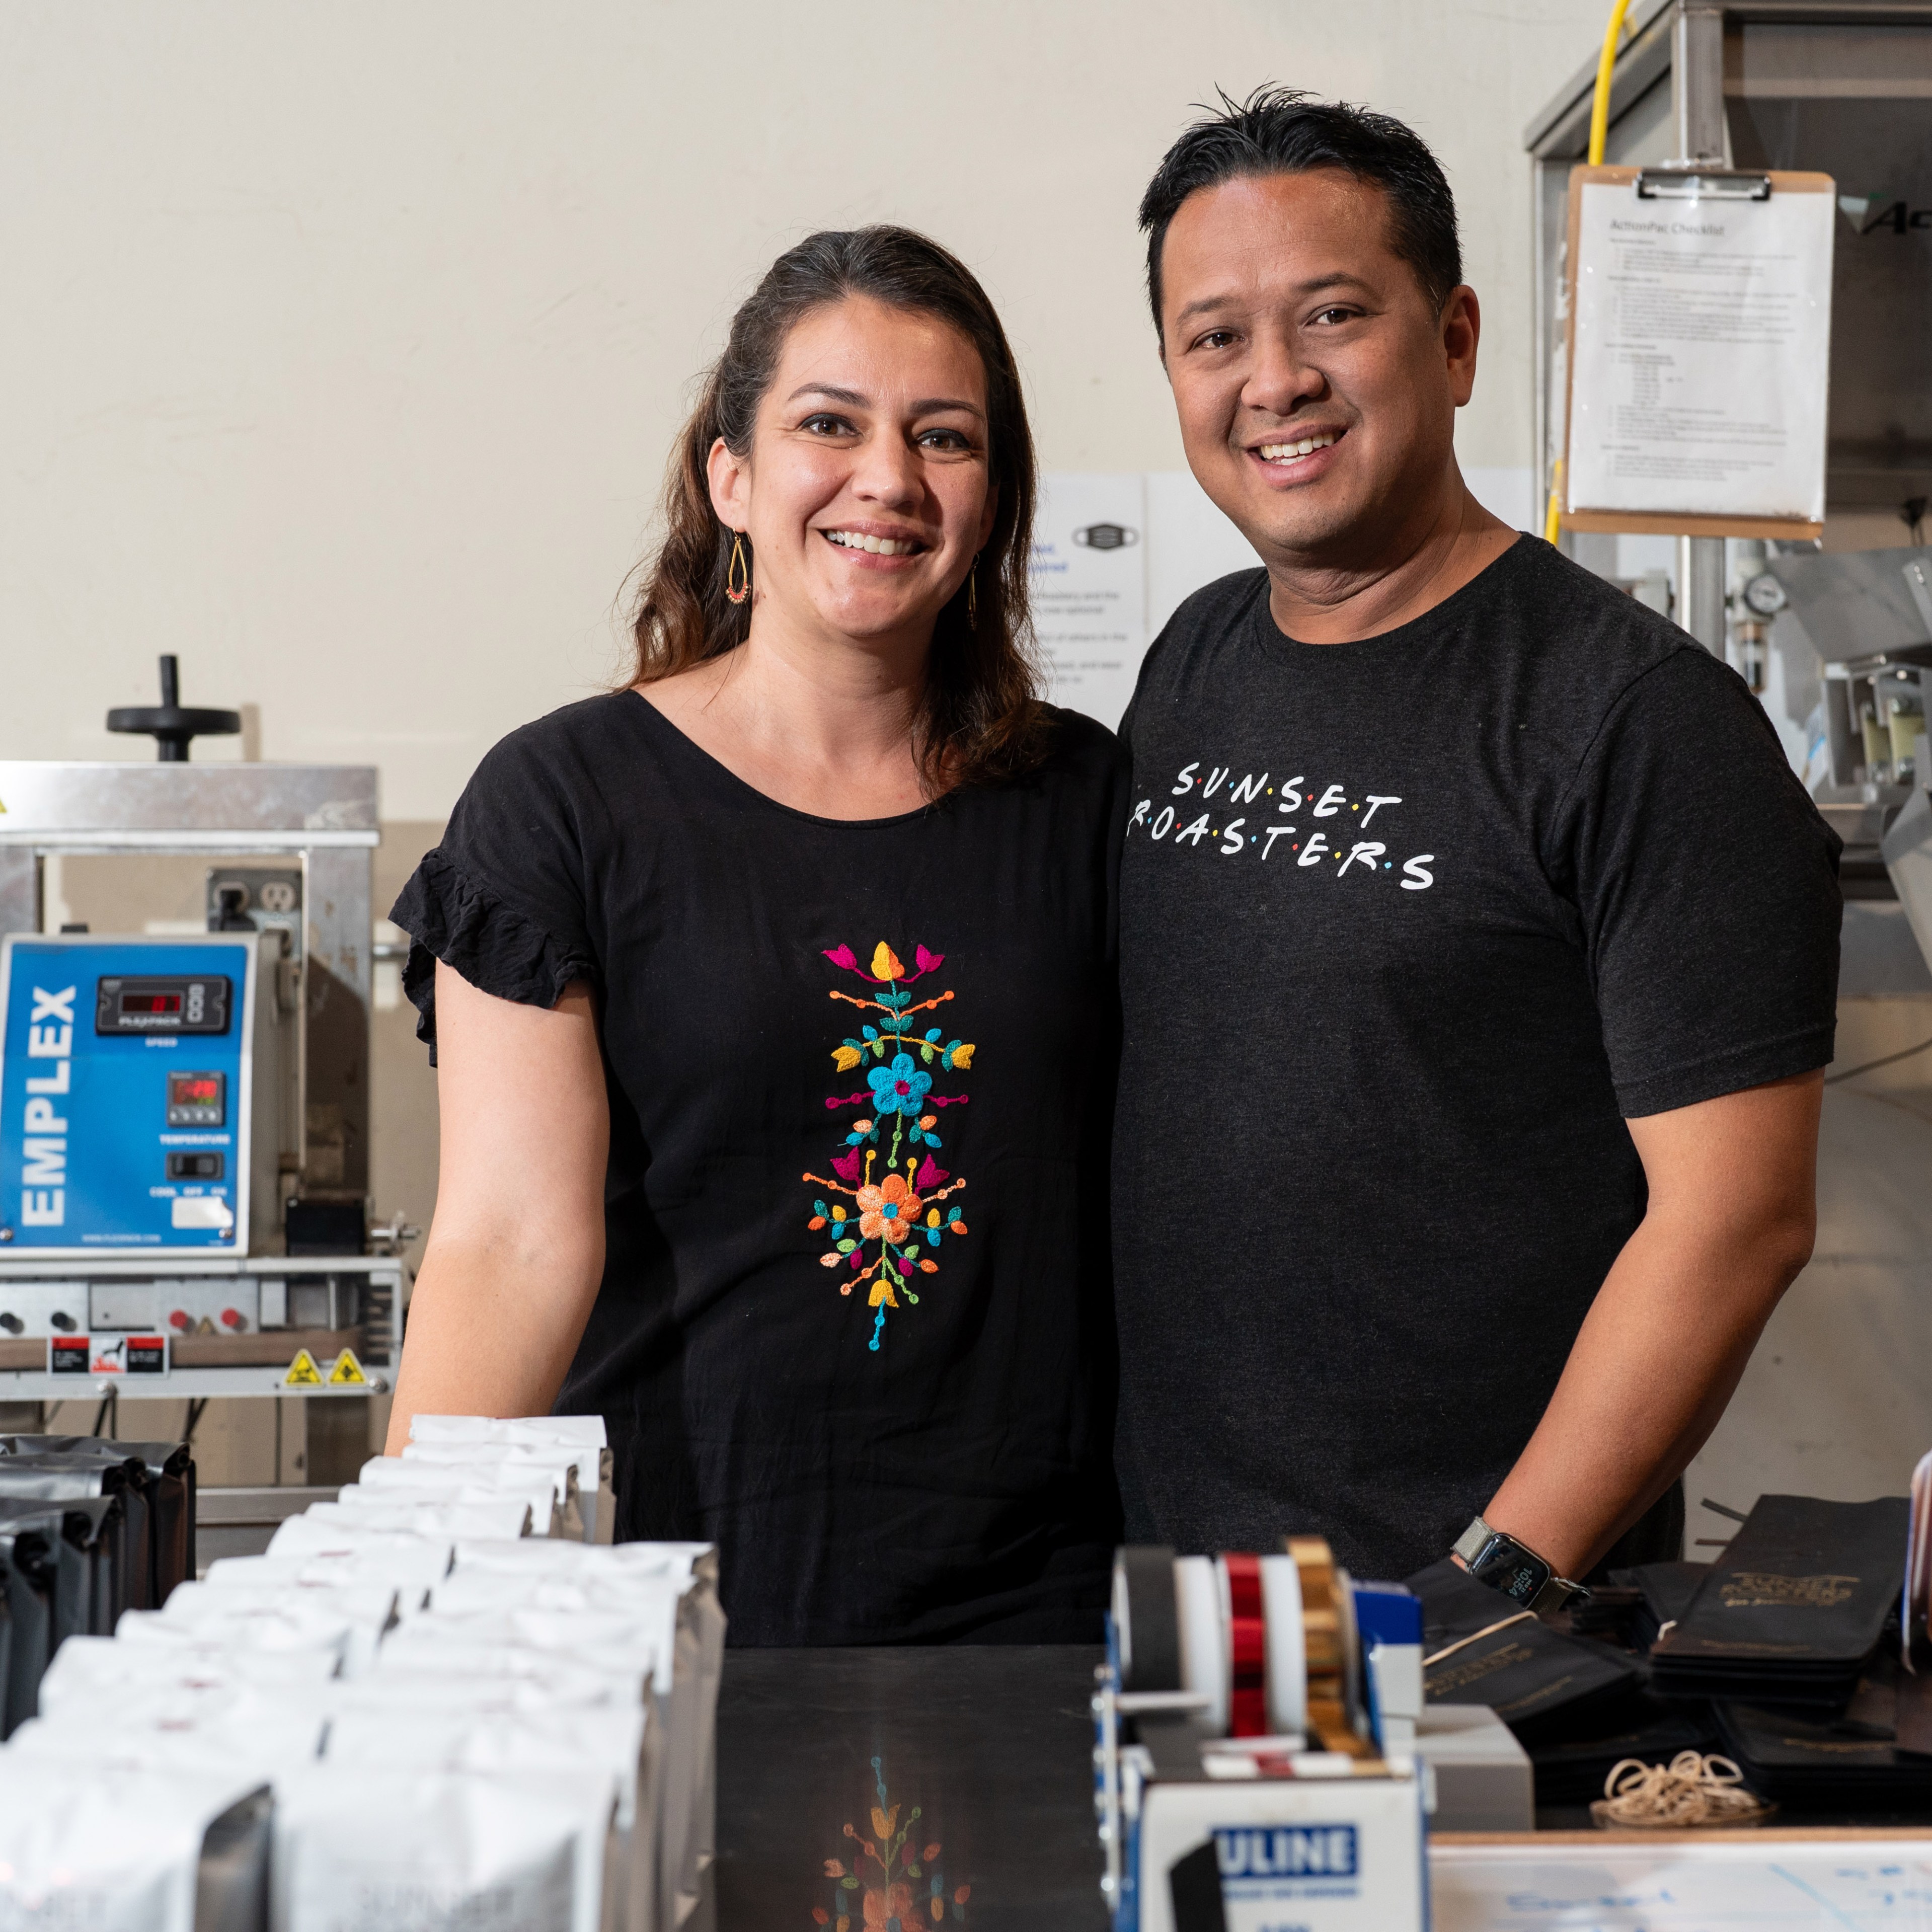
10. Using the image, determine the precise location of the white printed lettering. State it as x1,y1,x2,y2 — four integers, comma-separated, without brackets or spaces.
25,1059,70,1096
20,1190,63,1227
1174,814,1213,846
1281,777,1304,810
21,1140,65,1185
1219,818,1246,854
26,1025,71,1059
1298,832,1331,867
1129,800,1150,833
22,1099,66,1134
1201,767,1228,799
1362,793,1402,827
28,986,75,1027
1150,806,1175,840
1172,763,1199,796
1337,841,1386,877
1261,824,1296,860
1402,855,1435,890
1312,784,1348,817
1227,771,1268,804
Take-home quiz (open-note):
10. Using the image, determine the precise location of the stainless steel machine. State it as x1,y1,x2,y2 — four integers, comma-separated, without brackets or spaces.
1525,0,1932,651
0,703,406,1403
1526,0,1932,986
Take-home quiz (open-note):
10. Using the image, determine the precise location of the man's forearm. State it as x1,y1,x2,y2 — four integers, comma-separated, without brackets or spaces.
1477,1072,1823,1581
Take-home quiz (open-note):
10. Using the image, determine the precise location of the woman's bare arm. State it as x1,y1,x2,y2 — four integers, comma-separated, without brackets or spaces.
381,961,609,1453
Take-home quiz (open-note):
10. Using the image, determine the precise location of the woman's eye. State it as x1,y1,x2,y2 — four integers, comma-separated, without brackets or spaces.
799,413,856,437
916,428,972,452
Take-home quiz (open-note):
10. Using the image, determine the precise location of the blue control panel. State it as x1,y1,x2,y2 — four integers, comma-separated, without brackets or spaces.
0,937,257,1253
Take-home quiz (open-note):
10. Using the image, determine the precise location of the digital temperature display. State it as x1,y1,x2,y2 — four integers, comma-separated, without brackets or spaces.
166,1069,226,1126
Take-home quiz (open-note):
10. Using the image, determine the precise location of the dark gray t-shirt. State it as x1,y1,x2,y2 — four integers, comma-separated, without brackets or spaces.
1113,536,1841,1579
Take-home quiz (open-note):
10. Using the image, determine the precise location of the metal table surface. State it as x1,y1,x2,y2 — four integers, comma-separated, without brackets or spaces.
714,1645,1109,1931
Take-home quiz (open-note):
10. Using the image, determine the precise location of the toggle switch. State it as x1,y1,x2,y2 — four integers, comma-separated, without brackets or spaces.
50,1311,76,1333
0,1315,21,1336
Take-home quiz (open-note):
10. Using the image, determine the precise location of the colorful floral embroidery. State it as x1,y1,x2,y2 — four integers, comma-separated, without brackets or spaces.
811,1757,969,1929
803,941,974,1352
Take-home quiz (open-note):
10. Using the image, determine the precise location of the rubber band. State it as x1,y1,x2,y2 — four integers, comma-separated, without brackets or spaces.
1421,1610,1536,1670
1590,1751,1775,1829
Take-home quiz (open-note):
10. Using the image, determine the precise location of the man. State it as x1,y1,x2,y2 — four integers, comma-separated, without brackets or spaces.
1112,89,1840,1605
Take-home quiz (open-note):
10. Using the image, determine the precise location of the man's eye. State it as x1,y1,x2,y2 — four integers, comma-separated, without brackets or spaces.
1193,329,1239,352
1308,307,1359,327
799,413,856,436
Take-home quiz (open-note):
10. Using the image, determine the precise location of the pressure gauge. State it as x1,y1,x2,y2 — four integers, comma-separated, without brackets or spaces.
1744,572,1788,617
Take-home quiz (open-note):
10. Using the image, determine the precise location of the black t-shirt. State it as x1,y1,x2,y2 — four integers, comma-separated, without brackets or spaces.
1114,537,1841,1580
393,692,1126,1643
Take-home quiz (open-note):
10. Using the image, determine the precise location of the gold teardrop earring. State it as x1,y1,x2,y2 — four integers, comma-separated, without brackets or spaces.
967,557,979,630
725,533,751,605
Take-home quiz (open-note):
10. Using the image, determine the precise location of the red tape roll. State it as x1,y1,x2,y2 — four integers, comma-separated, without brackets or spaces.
1224,1552,1267,1737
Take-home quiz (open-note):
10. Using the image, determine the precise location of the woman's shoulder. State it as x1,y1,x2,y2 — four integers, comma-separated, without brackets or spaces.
465,691,649,799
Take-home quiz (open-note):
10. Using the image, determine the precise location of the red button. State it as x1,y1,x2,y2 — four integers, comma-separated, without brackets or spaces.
168,1310,190,1332
220,1308,246,1330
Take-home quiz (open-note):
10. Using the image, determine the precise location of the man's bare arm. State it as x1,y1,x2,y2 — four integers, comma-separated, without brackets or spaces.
1477,1068,1823,1580
382,962,609,1453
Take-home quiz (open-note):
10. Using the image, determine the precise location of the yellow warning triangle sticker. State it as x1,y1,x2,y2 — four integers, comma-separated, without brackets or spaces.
326,1347,368,1386
282,1348,323,1387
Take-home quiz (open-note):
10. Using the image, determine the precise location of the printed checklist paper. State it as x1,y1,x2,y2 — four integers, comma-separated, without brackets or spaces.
1566,173,1834,529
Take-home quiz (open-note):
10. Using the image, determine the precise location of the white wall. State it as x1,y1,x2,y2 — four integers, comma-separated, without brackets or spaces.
0,0,1607,818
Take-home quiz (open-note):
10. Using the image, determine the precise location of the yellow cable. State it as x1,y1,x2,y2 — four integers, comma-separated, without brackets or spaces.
1588,0,1635,167
1549,0,1633,540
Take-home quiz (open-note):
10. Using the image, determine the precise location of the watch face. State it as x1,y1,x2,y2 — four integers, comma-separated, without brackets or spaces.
1469,1534,1551,1605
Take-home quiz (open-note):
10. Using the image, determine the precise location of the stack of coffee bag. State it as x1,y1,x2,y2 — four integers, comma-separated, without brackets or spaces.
0,1413,724,1932
0,1434,197,1735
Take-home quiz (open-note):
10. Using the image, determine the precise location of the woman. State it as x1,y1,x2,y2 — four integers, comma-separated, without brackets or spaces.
386,227,1126,1644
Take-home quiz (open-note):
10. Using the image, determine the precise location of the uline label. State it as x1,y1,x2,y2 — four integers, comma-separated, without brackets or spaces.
1213,1825,1359,1882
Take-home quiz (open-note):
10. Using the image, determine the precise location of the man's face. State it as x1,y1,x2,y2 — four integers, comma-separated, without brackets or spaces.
1156,169,1479,565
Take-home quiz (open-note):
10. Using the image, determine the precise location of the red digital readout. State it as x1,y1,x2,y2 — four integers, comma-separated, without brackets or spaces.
169,1074,220,1104
122,992,183,1015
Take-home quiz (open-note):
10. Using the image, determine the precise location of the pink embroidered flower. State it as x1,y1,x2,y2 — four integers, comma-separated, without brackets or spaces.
856,1172,923,1244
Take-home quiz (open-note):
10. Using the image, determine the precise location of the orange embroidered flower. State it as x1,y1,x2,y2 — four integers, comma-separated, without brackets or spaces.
856,1171,923,1244
863,1884,914,1931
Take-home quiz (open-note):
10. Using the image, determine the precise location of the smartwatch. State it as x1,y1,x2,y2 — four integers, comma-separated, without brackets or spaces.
1452,1517,1589,1615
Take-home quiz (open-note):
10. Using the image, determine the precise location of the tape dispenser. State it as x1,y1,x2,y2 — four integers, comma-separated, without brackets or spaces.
1093,1539,1428,1932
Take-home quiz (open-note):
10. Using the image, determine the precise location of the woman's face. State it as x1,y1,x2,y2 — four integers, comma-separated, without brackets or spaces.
709,295,997,655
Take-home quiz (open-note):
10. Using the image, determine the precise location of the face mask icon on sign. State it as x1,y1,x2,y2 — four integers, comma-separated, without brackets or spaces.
1073,523,1140,552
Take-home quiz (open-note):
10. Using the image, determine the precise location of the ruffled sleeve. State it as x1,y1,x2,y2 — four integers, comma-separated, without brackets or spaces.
389,716,604,1061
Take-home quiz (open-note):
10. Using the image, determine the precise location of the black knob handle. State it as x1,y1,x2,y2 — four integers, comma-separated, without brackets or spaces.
106,654,241,763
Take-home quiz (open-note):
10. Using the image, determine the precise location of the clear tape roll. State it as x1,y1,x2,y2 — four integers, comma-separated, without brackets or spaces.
1174,1555,1228,1734
1260,1552,1306,1737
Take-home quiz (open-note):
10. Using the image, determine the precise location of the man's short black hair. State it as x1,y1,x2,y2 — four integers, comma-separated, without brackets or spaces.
1138,86,1463,339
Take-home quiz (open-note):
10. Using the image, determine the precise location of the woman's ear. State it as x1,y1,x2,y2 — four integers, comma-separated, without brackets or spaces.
707,436,749,530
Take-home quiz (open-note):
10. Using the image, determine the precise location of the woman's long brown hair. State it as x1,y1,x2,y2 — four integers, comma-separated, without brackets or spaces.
626,226,1049,794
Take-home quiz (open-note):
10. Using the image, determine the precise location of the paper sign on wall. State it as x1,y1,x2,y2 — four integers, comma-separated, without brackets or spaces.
1029,474,1149,728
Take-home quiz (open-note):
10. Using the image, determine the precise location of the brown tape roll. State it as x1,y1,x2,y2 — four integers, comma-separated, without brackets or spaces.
1284,1534,1374,1759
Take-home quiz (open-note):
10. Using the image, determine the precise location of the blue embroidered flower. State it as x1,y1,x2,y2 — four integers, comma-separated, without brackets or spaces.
867,1052,932,1116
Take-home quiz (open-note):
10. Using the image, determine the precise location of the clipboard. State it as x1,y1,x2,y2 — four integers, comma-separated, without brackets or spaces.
1560,164,1835,540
